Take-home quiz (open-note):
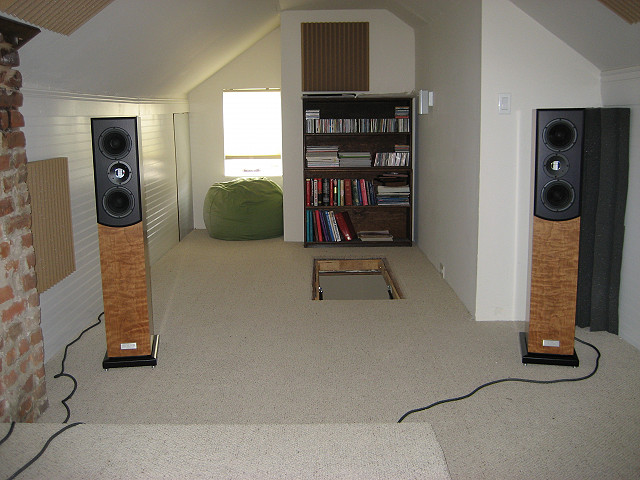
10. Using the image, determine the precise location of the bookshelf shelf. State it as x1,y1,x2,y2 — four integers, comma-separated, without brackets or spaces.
303,95,414,247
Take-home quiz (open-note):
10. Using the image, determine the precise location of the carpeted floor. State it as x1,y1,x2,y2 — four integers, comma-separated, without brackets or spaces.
3,230,640,479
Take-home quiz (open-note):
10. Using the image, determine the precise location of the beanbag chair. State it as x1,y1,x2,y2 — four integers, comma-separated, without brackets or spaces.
203,178,283,240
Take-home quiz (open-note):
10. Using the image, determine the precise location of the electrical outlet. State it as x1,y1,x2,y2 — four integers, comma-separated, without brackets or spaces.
439,263,445,278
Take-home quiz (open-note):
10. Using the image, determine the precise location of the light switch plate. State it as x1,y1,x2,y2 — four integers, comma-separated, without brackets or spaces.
498,93,511,114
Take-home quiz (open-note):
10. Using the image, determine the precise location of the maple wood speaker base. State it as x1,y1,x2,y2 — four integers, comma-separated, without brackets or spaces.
520,332,579,367
103,334,159,369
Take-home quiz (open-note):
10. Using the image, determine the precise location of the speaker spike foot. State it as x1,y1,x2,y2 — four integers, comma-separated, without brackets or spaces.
103,335,159,369
520,332,578,367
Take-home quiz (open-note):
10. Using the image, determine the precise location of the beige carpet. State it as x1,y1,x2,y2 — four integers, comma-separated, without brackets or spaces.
6,230,640,478
0,423,450,479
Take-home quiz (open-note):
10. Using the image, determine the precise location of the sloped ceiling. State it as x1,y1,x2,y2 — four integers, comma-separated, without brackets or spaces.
15,0,281,98
509,0,640,71
7,0,640,99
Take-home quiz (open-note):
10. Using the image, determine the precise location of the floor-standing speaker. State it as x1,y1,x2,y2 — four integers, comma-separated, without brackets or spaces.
91,117,158,368
522,108,584,366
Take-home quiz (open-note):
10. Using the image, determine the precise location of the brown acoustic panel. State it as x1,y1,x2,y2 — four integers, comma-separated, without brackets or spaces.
98,222,153,358
302,22,369,92
0,0,115,35
598,0,640,23
26,157,76,293
528,216,580,355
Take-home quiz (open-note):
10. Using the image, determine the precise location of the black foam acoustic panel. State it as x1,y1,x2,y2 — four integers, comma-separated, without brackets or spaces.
576,108,630,333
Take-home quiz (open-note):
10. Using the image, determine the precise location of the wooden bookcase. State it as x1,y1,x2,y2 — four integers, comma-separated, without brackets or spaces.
303,95,414,247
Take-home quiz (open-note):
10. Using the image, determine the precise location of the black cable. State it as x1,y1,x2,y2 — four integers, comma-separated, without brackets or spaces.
5,422,83,480
398,336,601,423
2,313,103,479
53,313,103,423
0,422,15,446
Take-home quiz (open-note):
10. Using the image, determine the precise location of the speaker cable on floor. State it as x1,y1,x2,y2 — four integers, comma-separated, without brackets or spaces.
53,312,103,423
2,313,104,480
398,336,600,423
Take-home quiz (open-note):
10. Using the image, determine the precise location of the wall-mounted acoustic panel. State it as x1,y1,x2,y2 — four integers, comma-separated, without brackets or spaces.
301,22,369,92
576,107,630,333
26,157,76,293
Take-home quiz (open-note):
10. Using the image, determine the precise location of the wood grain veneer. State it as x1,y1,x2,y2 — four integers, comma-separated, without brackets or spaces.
528,216,580,355
98,222,153,357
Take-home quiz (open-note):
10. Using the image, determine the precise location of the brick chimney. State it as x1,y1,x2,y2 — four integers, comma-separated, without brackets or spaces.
0,17,47,423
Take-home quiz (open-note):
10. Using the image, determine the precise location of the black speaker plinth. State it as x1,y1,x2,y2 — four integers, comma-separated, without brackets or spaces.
103,335,159,369
520,332,578,367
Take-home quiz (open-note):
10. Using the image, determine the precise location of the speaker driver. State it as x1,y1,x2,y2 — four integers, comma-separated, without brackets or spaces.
541,179,575,212
99,127,132,159
543,118,578,152
543,154,570,178
103,187,135,218
107,161,132,185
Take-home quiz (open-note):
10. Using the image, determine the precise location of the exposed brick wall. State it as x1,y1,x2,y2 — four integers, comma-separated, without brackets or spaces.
0,33,47,422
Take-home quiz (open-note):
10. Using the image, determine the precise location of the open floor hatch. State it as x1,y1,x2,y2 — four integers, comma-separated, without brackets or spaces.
312,258,403,300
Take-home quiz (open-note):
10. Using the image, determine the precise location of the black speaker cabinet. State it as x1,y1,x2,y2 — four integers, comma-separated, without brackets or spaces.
91,117,143,228
534,109,584,221
524,108,585,365
91,117,158,368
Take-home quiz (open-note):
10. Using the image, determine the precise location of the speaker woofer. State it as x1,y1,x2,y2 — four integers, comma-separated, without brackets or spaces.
99,127,132,159
543,118,578,152
541,179,575,212
103,187,135,218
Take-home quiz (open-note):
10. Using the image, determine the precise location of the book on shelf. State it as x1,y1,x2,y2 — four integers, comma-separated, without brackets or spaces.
304,177,376,207
357,230,394,242
375,172,410,186
376,184,410,206
334,211,356,241
394,106,410,118
305,109,320,120
306,210,357,242
306,145,339,167
338,151,371,167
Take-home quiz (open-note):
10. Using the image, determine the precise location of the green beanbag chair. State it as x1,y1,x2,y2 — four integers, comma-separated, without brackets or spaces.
203,178,283,240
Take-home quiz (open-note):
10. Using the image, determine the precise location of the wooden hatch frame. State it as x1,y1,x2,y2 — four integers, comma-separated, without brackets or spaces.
312,257,402,300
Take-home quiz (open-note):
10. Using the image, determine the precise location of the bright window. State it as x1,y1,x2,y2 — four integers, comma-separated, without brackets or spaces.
223,90,282,177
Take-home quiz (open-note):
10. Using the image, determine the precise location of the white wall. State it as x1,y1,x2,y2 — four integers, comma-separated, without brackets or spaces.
476,0,602,322
601,68,640,350
188,28,282,230
22,91,187,360
413,0,482,315
280,10,415,241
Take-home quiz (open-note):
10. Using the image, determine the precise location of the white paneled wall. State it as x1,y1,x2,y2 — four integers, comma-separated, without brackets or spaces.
22,92,188,361
139,114,180,264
